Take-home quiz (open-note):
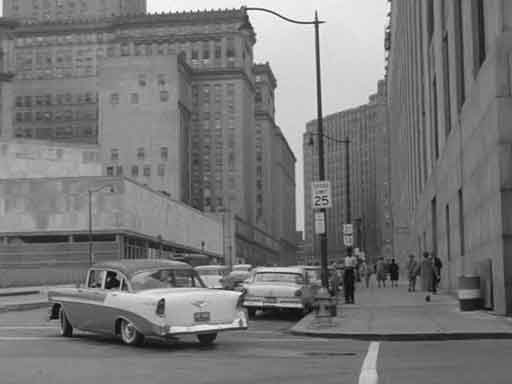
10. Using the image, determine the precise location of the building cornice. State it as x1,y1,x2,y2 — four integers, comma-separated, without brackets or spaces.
191,67,255,92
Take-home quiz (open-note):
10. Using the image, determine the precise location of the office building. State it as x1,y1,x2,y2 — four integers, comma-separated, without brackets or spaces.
387,0,512,314
303,82,388,264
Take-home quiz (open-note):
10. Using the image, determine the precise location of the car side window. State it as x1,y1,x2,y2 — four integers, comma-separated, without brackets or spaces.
88,270,105,289
120,278,129,292
105,271,121,290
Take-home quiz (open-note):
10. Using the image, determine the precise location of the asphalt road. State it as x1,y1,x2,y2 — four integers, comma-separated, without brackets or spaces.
0,308,368,384
0,308,511,384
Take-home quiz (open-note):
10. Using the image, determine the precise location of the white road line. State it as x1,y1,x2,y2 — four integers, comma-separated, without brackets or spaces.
358,342,380,384
243,337,329,343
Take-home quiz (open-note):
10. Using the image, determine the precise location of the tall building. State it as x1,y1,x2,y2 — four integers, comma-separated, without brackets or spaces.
303,82,387,264
0,5,297,267
387,0,512,315
3,0,147,21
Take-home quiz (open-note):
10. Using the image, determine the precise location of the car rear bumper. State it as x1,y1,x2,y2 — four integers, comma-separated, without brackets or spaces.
151,312,248,336
243,299,304,310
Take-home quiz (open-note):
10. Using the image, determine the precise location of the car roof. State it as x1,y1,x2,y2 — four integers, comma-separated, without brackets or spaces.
255,267,305,274
92,259,192,278
195,265,230,271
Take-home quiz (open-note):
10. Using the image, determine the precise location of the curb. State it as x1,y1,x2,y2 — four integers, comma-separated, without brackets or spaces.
290,328,512,341
0,302,49,313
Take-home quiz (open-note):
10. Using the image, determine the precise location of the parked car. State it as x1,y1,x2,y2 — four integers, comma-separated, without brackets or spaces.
47,260,248,346
221,270,251,291
242,267,315,318
195,265,231,289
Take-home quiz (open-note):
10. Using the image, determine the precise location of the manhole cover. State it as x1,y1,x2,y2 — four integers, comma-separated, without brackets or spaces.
303,352,358,357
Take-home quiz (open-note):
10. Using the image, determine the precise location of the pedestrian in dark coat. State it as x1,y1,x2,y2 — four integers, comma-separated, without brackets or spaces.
419,252,434,301
407,254,419,292
376,257,387,288
389,259,399,287
432,253,443,294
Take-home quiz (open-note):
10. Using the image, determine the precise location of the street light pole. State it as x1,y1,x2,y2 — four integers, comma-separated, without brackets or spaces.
345,138,352,259
243,6,329,289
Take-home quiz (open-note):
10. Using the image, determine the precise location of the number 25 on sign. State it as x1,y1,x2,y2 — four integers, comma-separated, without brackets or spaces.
311,181,332,209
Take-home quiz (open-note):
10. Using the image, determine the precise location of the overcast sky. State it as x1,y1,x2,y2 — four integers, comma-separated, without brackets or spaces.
1,0,389,232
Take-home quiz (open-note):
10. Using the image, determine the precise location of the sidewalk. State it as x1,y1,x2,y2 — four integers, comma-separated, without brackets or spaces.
0,285,73,313
292,281,512,340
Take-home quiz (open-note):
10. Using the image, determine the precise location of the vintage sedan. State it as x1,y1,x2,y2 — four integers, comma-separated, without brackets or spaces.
242,267,315,318
48,260,248,346
194,265,230,289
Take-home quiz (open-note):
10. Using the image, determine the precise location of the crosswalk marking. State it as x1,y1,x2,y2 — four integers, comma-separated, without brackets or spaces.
358,342,380,384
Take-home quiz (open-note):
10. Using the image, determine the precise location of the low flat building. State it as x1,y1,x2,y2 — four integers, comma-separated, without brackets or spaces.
0,176,223,287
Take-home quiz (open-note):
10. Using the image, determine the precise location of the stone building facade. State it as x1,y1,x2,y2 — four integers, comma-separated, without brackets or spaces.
387,0,512,315
0,5,297,267
303,82,388,265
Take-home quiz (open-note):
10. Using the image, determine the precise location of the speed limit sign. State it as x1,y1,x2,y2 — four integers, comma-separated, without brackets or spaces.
311,181,332,209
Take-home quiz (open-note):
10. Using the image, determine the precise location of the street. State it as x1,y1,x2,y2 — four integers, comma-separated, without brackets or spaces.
0,308,511,384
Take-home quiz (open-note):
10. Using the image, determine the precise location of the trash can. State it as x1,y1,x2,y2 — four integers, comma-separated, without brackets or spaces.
458,276,483,311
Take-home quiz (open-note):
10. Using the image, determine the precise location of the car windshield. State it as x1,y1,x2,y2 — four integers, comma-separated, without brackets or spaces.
254,272,304,285
130,268,206,291
197,269,222,276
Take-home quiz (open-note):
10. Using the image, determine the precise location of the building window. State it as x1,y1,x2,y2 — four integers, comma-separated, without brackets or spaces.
161,147,168,161
157,74,166,86
427,0,434,43
15,96,23,107
143,165,151,177
138,74,146,87
446,204,451,261
110,93,119,105
226,37,235,58
106,166,114,176
473,0,486,72
158,164,165,177
24,96,32,107
214,43,222,59
432,77,439,160
15,112,23,122
116,165,123,176
160,91,169,102
443,34,452,137
455,0,466,110
130,93,139,104
131,166,139,177
110,148,119,161
458,189,465,256
137,147,145,160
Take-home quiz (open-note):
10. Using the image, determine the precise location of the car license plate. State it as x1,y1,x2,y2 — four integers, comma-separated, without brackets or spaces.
194,312,211,322
264,297,277,303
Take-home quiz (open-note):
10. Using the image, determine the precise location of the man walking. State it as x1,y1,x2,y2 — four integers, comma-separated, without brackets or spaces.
407,254,419,292
420,252,434,301
343,248,357,304
376,257,387,288
432,252,443,294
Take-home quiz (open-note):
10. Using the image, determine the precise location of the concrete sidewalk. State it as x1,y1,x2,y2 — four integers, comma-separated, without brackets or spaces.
291,281,512,340
0,285,73,313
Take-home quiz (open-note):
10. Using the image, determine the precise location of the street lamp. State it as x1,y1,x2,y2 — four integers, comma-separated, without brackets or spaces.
88,184,115,266
243,6,329,288
308,132,352,259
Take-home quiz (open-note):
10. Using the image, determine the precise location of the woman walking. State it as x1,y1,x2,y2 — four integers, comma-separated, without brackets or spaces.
376,257,387,288
419,252,435,301
389,259,399,287
359,260,371,288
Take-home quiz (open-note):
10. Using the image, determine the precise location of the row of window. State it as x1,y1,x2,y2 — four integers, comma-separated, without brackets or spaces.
110,90,169,105
14,124,96,139
106,164,166,178
110,147,168,162
15,109,97,123
15,92,97,108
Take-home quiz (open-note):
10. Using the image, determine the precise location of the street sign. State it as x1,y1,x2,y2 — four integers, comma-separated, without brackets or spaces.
343,224,353,235
311,181,332,209
343,234,353,246
314,211,326,234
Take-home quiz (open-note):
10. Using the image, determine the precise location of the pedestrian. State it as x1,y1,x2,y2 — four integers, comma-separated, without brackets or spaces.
376,257,387,288
343,248,357,304
361,260,372,288
389,259,399,287
407,254,419,292
432,252,443,294
329,264,341,297
419,251,435,301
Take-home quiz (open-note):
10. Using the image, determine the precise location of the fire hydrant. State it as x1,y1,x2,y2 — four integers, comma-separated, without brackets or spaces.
314,288,337,317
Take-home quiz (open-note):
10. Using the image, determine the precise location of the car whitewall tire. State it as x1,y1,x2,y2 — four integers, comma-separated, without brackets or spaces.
120,319,144,346
197,333,217,346
59,308,73,337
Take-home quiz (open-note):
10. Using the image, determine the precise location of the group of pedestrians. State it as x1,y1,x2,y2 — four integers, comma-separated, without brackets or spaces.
375,258,400,287
406,251,443,301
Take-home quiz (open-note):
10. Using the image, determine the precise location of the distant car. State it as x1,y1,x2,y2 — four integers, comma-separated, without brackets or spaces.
242,267,315,318
195,265,231,289
232,264,253,272
48,260,248,346
222,271,251,291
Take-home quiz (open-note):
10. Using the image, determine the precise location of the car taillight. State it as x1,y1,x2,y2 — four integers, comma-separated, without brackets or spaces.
295,290,303,297
156,298,165,317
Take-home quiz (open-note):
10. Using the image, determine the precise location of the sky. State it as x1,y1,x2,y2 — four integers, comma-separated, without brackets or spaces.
1,0,389,232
